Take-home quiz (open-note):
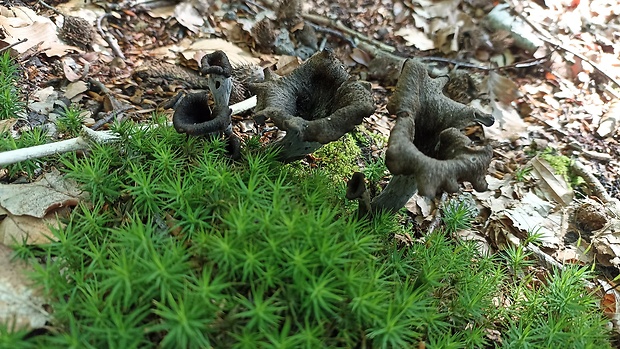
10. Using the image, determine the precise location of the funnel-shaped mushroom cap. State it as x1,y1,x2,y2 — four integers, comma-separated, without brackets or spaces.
250,49,375,144
385,59,495,198
172,92,232,136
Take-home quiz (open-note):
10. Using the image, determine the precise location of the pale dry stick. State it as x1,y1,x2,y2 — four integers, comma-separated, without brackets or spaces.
0,96,258,166
0,127,117,167
97,13,125,59
571,160,614,204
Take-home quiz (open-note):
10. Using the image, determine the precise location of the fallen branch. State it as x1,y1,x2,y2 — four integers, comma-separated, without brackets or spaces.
97,13,125,59
302,13,396,53
571,160,614,204
0,127,116,167
0,97,258,166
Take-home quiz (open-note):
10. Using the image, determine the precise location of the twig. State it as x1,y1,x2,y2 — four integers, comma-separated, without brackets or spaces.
420,55,550,71
37,0,62,15
540,38,620,91
307,23,356,47
96,13,125,59
91,106,131,131
88,78,111,95
231,95,257,115
0,127,117,167
0,96,258,166
0,38,28,54
243,0,269,12
302,13,396,53
571,160,613,204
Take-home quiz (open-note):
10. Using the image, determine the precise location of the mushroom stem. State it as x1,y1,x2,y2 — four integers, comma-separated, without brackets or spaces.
346,172,372,217
370,175,418,213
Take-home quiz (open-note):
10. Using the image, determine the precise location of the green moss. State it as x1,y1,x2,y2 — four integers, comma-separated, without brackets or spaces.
540,148,584,188
313,132,362,180
4,119,611,348
0,51,24,120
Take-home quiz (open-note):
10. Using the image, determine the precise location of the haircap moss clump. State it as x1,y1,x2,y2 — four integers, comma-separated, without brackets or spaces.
0,51,24,120
5,117,612,348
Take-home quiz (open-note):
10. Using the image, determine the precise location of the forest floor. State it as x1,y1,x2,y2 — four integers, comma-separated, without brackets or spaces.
1,0,620,342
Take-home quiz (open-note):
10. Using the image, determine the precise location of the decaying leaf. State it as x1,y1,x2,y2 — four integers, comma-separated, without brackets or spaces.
0,244,49,332
592,217,620,267
596,99,620,138
503,191,562,249
173,1,205,33
530,157,574,206
152,38,260,67
394,26,435,50
0,169,84,218
0,6,80,57
487,71,521,104
0,209,66,245
64,81,88,100
483,99,528,142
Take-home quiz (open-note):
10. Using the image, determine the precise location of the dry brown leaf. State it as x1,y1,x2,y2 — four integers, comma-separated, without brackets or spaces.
592,217,620,267
275,55,301,75
0,169,84,218
170,38,260,67
29,87,60,116
530,157,574,206
394,26,435,50
596,99,620,138
487,71,520,104
0,6,80,57
64,81,88,100
147,5,176,19
482,100,528,142
173,1,205,33
349,48,371,67
404,193,433,217
62,58,81,82
0,118,17,133
503,191,562,249
553,245,592,264
412,0,461,19
0,244,49,332
0,209,67,245
457,229,492,256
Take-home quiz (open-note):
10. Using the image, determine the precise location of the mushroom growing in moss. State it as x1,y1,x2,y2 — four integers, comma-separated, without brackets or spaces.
172,50,240,159
250,49,375,162
348,59,495,215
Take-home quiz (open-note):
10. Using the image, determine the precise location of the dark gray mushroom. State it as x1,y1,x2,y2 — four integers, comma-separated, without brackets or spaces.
249,49,375,162
348,59,495,215
172,50,240,159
